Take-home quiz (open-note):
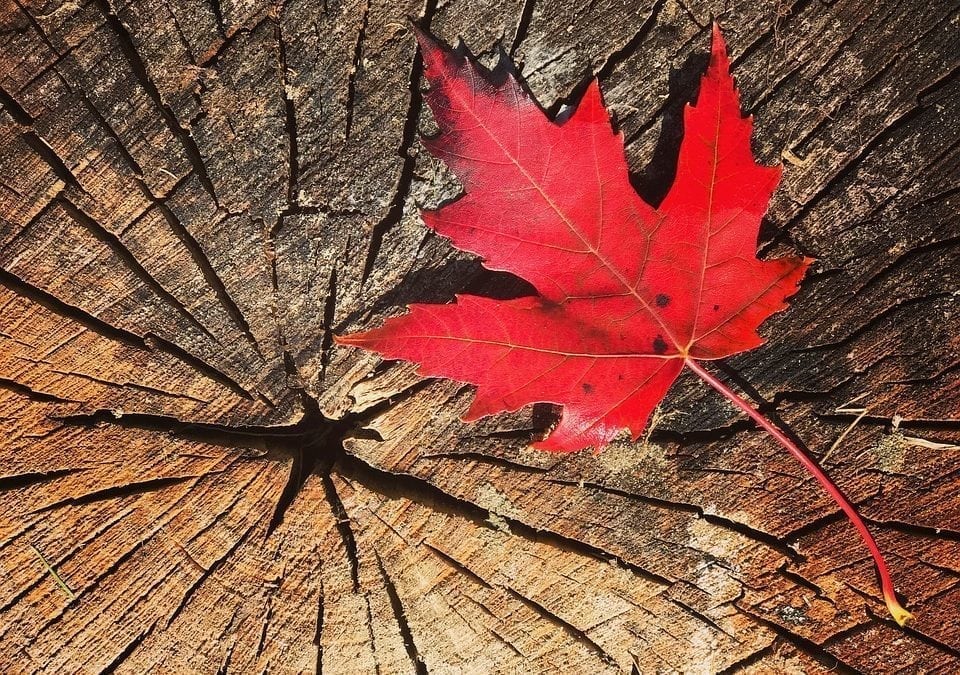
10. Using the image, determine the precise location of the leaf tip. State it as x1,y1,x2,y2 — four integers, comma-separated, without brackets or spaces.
709,21,731,75
529,437,573,453
409,21,452,77
570,78,608,125
797,256,816,281
407,19,431,47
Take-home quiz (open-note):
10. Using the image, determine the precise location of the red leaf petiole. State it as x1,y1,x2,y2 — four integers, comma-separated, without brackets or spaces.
684,357,913,626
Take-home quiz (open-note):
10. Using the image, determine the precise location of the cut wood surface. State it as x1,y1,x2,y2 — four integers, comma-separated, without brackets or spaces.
0,0,958,671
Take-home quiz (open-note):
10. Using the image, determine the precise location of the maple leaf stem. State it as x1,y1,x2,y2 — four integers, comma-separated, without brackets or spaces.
683,358,913,627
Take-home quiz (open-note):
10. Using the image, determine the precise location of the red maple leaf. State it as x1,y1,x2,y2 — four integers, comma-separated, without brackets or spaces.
337,24,912,625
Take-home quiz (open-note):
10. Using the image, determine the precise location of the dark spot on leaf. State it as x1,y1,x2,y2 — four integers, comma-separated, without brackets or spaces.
713,304,720,311
582,325,607,341
540,299,564,314
582,383,593,393
655,293,670,307
652,335,667,354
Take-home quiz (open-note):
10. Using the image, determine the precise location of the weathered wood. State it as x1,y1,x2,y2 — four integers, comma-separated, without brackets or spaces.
1,0,958,670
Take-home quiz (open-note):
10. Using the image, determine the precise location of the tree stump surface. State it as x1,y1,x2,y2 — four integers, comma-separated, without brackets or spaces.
1,0,958,671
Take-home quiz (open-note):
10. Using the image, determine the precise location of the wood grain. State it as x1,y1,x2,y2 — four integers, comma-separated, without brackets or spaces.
1,0,958,670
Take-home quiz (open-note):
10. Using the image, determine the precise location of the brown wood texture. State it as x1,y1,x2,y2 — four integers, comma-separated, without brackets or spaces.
1,0,959,671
